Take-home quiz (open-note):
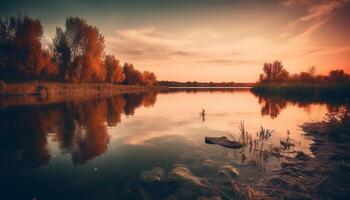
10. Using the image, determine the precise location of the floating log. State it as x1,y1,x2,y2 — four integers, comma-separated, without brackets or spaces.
205,136,244,149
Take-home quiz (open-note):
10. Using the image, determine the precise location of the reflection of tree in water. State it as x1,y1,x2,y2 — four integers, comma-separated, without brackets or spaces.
0,92,158,168
69,99,110,165
54,104,77,154
123,93,145,116
256,94,347,119
0,107,58,168
123,92,157,116
107,96,126,126
142,91,157,107
258,96,287,118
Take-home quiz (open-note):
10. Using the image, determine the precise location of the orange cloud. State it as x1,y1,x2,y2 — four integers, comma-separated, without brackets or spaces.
103,1,350,82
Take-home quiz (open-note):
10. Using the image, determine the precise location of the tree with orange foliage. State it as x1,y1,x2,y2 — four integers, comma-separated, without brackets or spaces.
122,63,144,85
0,15,57,81
53,17,105,82
104,55,125,84
142,71,157,86
0,15,159,84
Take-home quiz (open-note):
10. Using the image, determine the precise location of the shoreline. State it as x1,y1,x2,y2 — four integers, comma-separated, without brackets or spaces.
251,83,350,97
263,121,350,200
168,86,252,89
0,82,166,108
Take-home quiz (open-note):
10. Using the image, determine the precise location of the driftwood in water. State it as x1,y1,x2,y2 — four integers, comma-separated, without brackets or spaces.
205,136,244,149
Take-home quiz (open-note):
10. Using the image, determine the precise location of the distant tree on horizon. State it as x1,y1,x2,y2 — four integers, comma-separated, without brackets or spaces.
259,61,289,83
257,61,350,84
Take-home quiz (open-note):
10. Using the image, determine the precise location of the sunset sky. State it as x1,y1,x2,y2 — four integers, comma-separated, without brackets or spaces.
1,0,350,82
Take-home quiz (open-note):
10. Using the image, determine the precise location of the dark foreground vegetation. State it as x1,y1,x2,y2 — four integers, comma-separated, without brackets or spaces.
265,103,350,200
251,61,350,98
202,103,350,200
0,15,157,87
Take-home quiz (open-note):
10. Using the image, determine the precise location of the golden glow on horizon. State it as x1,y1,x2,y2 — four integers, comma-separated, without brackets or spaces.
5,0,348,82
0,0,350,82
103,1,350,82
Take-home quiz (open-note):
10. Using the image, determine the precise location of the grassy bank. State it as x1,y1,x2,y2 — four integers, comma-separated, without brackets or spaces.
0,82,166,97
251,82,350,98
0,82,166,108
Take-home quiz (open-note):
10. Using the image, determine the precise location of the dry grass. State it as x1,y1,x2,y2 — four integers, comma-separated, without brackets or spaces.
0,82,165,108
0,82,160,96
232,182,269,200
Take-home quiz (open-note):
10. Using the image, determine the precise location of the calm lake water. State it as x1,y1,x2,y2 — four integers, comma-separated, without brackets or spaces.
0,88,337,199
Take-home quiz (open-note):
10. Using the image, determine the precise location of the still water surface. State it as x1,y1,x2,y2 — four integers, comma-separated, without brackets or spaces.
0,88,333,199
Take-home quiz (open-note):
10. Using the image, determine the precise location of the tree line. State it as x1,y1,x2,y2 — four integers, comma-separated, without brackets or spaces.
158,80,254,87
0,15,157,86
258,61,350,84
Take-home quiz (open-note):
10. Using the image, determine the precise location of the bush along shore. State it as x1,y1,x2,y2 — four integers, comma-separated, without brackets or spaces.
251,82,350,98
251,60,350,98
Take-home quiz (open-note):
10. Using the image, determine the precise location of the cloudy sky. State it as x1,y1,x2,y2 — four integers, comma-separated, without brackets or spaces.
1,0,350,82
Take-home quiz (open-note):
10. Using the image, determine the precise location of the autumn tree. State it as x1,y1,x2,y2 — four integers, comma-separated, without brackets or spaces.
142,71,157,86
104,55,125,84
122,63,144,85
52,27,71,79
53,17,105,82
0,15,158,84
259,61,289,83
0,15,57,81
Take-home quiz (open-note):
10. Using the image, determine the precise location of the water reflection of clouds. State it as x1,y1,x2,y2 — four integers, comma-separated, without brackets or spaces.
111,115,194,145
1,89,345,200
207,112,231,117
0,89,340,170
